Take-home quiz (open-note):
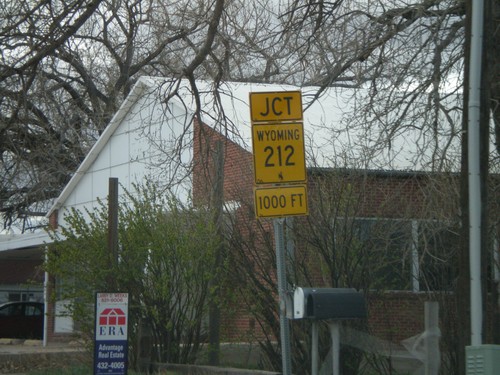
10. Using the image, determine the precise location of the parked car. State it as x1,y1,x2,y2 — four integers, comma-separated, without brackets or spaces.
0,301,44,339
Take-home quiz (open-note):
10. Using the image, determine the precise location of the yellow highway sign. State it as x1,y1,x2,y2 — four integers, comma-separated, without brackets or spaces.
254,185,308,218
250,91,302,123
252,122,306,184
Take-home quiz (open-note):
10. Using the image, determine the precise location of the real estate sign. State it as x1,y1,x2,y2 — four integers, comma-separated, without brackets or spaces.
94,292,129,375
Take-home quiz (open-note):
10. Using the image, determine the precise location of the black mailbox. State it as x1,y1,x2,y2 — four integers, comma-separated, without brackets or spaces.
304,288,366,320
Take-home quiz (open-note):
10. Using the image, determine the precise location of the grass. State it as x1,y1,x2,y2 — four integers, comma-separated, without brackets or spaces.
27,366,90,375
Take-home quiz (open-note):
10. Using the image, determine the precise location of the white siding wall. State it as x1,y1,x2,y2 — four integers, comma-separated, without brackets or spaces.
57,87,193,228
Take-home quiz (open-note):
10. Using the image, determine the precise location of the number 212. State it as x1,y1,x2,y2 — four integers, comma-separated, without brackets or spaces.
264,145,295,167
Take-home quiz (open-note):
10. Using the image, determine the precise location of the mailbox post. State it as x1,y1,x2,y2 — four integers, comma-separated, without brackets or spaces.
288,287,367,375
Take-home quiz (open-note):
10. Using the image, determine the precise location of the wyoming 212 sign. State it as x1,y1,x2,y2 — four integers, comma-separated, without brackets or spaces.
94,292,129,375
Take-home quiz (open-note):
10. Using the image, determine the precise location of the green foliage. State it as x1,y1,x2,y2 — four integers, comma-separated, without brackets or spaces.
45,182,222,366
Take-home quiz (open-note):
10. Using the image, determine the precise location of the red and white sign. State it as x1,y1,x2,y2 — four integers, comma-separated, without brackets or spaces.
95,293,128,340
99,308,126,326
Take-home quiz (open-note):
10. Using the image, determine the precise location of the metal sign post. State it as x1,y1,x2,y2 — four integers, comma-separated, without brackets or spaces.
274,218,292,375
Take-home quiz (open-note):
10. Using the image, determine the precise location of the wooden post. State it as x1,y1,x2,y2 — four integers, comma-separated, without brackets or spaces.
108,177,119,287
209,141,224,366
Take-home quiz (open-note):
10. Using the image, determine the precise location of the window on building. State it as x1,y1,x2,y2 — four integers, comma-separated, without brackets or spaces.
8,293,21,302
418,224,459,291
344,218,458,292
348,218,413,291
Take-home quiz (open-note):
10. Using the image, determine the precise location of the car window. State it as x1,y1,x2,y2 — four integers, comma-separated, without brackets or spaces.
25,304,43,316
0,304,23,317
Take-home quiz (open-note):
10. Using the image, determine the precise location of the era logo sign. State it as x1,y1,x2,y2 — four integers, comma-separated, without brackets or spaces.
98,308,126,337
99,308,126,326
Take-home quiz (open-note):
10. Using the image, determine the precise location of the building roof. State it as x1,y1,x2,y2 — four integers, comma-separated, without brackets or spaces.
0,231,51,255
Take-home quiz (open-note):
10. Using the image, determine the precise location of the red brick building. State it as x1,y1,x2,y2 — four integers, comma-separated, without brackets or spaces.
192,117,464,345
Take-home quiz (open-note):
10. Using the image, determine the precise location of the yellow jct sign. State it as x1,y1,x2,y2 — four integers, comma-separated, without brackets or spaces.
254,185,308,218
250,91,302,123
252,122,306,184
250,90,308,218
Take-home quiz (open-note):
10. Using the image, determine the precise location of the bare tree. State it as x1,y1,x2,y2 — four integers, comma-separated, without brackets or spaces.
0,1,457,213
1,0,498,220
0,0,227,228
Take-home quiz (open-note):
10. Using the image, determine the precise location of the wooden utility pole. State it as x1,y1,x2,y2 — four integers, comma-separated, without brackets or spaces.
208,140,224,366
108,177,119,288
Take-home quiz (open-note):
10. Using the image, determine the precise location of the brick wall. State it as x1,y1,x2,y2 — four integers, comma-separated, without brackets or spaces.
307,169,460,220
192,119,254,205
48,210,58,229
367,292,428,342
220,292,449,344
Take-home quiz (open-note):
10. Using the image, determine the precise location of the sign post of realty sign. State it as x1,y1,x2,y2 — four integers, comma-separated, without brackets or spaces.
94,292,129,375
